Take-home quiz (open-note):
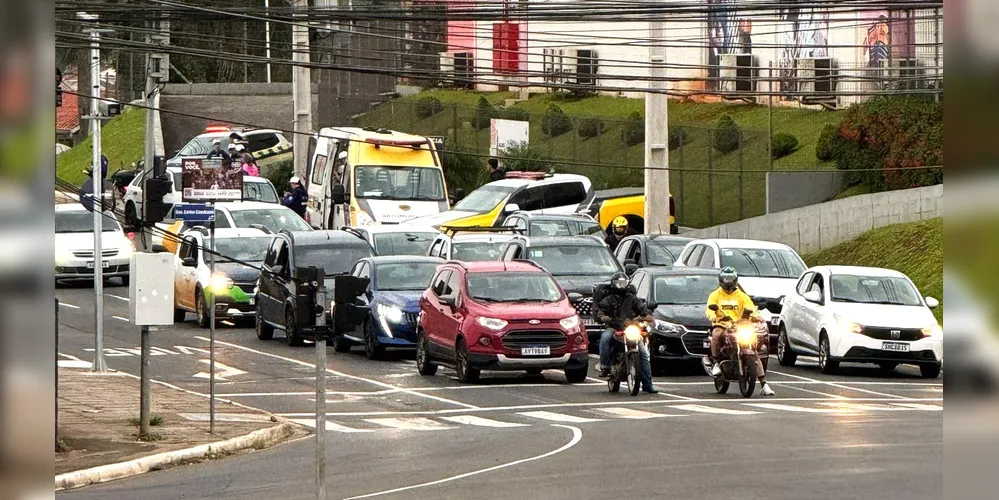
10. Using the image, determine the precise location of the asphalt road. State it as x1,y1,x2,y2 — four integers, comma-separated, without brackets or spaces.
56,283,943,500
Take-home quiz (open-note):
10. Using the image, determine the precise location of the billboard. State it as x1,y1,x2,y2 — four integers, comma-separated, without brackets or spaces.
489,118,529,158
181,158,243,203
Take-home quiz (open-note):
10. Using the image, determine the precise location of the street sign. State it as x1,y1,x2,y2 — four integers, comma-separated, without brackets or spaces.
181,158,243,203
174,203,215,222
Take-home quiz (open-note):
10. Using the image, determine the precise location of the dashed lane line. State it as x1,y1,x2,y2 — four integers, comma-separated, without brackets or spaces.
593,407,683,419
58,302,80,309
768,369,910,399
668,404,761,416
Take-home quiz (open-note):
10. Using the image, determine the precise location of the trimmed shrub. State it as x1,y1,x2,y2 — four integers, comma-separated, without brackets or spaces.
668,126,688,150
443,147,484,194
498,107,530,122
712,115,742,154
770,133,799,159
621,111,644,147
541,103,573,137
577,117,606,138
814,124,838,161
262,158,293,195
501,142,558,172
414,96,444,119
471,96,495,130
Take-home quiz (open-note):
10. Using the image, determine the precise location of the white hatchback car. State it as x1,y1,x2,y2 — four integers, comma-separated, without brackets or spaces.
55,204,134,284
776,265,942,378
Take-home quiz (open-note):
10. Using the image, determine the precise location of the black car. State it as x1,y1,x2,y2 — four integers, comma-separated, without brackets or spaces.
499,212,603,238
499,235,624,348
614,234,693,275
255,230,374,346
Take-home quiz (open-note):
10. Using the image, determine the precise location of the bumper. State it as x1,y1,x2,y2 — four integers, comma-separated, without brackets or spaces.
372,313,419,347
832,334,943,363
467,352,590,371
56,262,130,280
841,346,941,365
214,301,255,320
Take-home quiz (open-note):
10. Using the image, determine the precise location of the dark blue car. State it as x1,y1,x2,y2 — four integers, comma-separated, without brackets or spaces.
342,256,445,359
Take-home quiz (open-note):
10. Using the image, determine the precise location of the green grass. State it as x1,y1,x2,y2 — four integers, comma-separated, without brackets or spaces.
803,218,943,323
56,106,146,186
355,90,844,228
834,183,874,200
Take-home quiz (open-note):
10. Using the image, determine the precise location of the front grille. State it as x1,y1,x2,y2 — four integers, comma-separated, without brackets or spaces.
234,281,257,293
861,327,925,342
72,249,119,258
501,330,568,351
57,264,128,274
405,312,419,331
681,330,710,355
844,346,938,362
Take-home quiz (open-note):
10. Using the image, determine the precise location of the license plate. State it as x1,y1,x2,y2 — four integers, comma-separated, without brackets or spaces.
583,318,596,325
770,317,780,326
882,342,910,352
248,297,255,305
521,345,550,356
86,261,110,269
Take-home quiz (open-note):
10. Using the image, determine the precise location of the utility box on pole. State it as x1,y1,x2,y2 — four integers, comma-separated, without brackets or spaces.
129,252,175,326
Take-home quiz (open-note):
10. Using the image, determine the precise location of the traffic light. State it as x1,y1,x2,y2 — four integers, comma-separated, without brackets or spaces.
56,67,63,107
144,176,172,224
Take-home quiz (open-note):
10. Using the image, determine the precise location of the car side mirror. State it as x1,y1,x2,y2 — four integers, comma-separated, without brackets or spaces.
624,262,639,276
182,256,197,267
331,184,347,204
925,296,939,309
707,304,719,312
503,203,520,214
803,290,823,304
567,292,583,303
271,264,284,276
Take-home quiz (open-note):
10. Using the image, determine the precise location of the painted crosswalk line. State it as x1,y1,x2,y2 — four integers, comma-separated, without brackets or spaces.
289,418,374,433
365,417,455,431
745,403,851,413
670,404,761,415
440,415,529,428
594,407,683,419
518,411,604,423
817,402,935,412
891,403,943,411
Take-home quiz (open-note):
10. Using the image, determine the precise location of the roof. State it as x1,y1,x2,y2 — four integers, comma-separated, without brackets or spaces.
458,260,544,273
523,235,606,247
216,200,291,211
819,265,907,278
593,187,643,200
451,233,517,243
56,90,80,133
697,238,795,251
189,227,268,239
355,225,440,235
366,255,446,265
487,173,589,189
641,266,719,277
510,212,598,223
288,230,370,246
318,127,432,144
632,234,694,244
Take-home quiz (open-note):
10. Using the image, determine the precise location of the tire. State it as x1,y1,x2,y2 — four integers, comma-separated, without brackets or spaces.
739,356,757,398
818,334,839,375
363,321,384,360
416,332,438,376
879,362,899,372
920,363,941,379
564,364,588,383
455,339,480,383
255,305,274,340
332,335,352,353
526,368,544,375
173,308,186,323
285,307,304,347
627,353,639,396
777,326,797,367
195,289,210,329
608,376,621,393
714,377,730,394
125,202,139,229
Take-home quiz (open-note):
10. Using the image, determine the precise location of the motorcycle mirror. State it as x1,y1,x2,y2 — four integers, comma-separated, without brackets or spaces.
707,304,719,312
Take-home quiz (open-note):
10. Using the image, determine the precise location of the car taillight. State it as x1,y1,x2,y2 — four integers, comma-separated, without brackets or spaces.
478,336,491,347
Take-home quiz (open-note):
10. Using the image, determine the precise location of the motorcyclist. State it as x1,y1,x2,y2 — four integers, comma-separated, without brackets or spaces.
604,216,636,252
595,272,658,394
705,267,775,397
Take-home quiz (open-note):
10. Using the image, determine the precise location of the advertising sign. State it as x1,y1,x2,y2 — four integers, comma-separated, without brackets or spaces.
181,158,243,203
489,118,529,158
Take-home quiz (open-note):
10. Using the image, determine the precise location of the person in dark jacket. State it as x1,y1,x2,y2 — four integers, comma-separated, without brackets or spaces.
206,139,231,161
595,272,657,393
284,176,308,218
487,158,505,182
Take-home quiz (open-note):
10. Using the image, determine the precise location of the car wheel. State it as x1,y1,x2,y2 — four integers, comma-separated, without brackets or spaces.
195,289,210,329
363,321,384,361
332,335,352,353
818,333,839,375
564,364,588,383
454,339,480,383
920,363,941,379
173,308,186,323
878,362,899,372
415,331,438,376
777,326,797,367
255,306,274,341
285,307,304,347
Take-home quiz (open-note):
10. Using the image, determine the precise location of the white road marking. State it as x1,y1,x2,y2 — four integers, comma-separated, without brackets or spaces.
193,336,480,409
111,315,130,322
594,407,681,419
585,376,695,400
776,384,848,399
745,403,852,413
440,415,529,428
343,425,583,500
289,418,373,433
768,369,908,399
173,345,211,355
365,417,454,431
193,360,247,380
669,404,761,416
106,294,129,302
892,403,943,411
58,302,80,309
58,359,93,369
178,412,273,423
818,402,943,412
519,411,604,423
217,390,399,398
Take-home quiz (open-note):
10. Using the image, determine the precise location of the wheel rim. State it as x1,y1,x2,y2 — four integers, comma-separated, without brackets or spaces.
456,343,467,379
777,331,786,360
365,324,375,356
286,309,296,338
416,337,427,369
196,293,205,324
819,339,828,367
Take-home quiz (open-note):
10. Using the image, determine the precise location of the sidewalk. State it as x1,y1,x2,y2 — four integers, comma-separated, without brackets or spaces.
56,366,299,476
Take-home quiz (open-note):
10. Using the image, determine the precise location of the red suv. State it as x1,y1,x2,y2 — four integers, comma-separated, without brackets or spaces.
416,260,590,383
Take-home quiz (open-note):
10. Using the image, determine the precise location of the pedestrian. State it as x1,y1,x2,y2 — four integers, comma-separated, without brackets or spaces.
206,138,231,161
487,158,505,182
235,144,259,176
284,176,308,218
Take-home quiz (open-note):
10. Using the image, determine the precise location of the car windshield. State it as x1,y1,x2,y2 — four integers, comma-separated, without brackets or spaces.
467,272,563,303
452,185,517,213
373,232,438,256
830,274,923,306
297,245,373,275
528,245,621,276
647,241,687,266
212,237,271,263
719,248,806,278
243,181,279,203
55,211,121,233
354,165,445,201
452,241,506,261
375,262,440,291
178,137,228,156
229,208,311,232
653,274,718,305
529,220,602,236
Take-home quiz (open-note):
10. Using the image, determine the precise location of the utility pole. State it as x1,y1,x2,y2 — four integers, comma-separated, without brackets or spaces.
314,271,328,500
144,17,169,251
265,0,272,83
292,0,312,180
644,16,670,234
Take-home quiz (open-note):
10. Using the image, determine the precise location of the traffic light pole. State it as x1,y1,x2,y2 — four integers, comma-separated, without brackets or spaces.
209,216,217,435
314,274,328,500
87,24,107,373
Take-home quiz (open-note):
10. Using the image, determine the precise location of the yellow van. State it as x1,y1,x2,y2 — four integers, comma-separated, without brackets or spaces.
307,127,449,228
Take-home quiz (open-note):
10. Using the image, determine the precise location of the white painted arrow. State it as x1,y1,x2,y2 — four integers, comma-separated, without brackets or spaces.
193,359,246,380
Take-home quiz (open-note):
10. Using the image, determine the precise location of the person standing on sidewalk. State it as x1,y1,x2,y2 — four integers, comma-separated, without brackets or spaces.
284,176,308,219
487,158,506,182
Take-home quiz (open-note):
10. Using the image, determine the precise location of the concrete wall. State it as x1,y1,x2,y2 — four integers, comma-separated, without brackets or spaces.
765,171,846,214
683,184,942,255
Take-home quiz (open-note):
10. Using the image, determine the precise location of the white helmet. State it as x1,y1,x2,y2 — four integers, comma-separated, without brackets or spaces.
290,176,301,185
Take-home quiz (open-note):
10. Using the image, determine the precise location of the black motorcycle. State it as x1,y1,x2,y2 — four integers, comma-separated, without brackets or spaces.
705,305,769,398
607,322,648,396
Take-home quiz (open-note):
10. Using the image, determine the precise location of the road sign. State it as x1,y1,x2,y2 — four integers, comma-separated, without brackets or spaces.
174,203,215,222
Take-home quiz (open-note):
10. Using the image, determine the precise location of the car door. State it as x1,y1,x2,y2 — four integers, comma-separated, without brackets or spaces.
350,261,372,338
615,239,635,265
437,269,464,360
423,269,452,356
257,237,280,321
785,272,816,349
266,238,293,321
174,236,198,310
799,272,827,349
539,181,587,214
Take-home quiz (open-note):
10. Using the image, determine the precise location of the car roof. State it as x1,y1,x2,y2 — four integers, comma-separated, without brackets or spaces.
638,266,718,277
523,235,606,247
194,129,282,139
632,234,694,244
215,201,288,211
450,233,517,243
696,238,795,251
287,230,370,246
356,225,440,235
317,127,430,144
486,173,589,189
459,260,545,273
188,227,269,239
818,265,908,278
366,255,445,265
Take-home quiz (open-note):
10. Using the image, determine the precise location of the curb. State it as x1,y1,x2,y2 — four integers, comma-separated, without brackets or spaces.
55,421,299,492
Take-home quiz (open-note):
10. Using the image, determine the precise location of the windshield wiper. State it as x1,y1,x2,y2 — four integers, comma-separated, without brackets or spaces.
471,296,502,302
833,297,863,303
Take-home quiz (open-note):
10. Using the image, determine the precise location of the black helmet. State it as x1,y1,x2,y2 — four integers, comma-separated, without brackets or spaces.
718,267,738,293
610,272,629,290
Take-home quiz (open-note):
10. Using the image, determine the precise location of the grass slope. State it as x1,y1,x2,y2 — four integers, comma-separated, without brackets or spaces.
356,90,843,228
56,107,145,186
803,218,942,323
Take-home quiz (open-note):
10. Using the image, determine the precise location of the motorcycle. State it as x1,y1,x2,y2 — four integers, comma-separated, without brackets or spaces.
607,321,648,396
704,305,769,398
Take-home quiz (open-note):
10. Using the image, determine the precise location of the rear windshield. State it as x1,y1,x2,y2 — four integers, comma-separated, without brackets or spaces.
373,232,438,256
229,208,311,232
452,241,506,261
719,248,805,279
297,245,373,275
529,220,602,237
375,262,441,291
528,245,620,276
466,272,563,303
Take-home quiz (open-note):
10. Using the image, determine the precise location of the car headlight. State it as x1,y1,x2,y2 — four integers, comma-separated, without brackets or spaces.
835,314,863,335
209,273,234,294
477,316,508,331
653,319,685,334
354,211,375,226
378,303,404,323
559,315,580,330
921,323,942,337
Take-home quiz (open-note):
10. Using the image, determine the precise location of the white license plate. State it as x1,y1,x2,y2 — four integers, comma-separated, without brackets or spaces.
770,317,780,326
882,342,910,352
521,345,550,356
583,318,597,325
248,297,255,305
86,261,110,269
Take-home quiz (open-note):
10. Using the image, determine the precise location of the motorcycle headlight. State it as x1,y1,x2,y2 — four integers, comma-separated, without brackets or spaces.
477,316,508,331
735,326,756,346
559,315,580,330
624,324,643,342
653,319,684,334
378,303,404,323
209,273,234,294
